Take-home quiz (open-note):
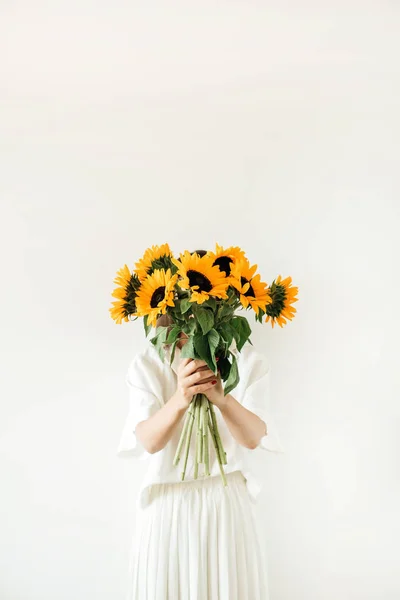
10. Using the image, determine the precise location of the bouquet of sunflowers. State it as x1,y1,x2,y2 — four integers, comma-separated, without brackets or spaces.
110,243,298,485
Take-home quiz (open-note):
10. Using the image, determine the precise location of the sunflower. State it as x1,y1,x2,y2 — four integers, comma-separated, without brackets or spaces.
135,268,178,327
265,275,298,328
207,243,247,277
134,243,174,283
171,250,230,304
230,258,271,315
109,264,140,324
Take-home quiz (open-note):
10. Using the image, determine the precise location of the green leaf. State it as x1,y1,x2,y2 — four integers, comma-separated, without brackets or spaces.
170,307,185,323
165,325,181,344
180,336,196,359
226,305,236,318
224,353,239,395
226,322,240,346
143,315,152,337
255,307,265,324
196,307,214,335
218,356,231,380
218,322,234,350
180,298,192,314
150,326,168,361
219,303,234,319
150,326,164,346
182,318,197,336
207,328,220,370
169,339,178,366
203,297,217,311
155,325,168,340
155,342,165,362
193,333,209,360
193,333,215,372
230,316,251,351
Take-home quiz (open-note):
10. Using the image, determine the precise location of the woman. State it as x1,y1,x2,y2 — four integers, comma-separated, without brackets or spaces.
117,313,284,600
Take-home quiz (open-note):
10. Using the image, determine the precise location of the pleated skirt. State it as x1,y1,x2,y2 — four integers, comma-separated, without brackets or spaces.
126,469,269,600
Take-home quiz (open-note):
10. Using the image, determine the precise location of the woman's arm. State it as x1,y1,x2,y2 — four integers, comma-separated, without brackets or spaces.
200,366,267,450
136,356,267,454
218,394,267,450
135,357,218,454
135,393,188,454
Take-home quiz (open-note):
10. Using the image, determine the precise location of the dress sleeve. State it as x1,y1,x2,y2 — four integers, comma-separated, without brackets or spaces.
117,352,163,460
239,349,285,453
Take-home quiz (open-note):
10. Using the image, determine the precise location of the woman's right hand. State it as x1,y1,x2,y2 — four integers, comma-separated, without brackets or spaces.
174,357,217,408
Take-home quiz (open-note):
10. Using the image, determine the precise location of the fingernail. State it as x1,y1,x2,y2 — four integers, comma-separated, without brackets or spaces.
216,357,219,361
212,380,217,385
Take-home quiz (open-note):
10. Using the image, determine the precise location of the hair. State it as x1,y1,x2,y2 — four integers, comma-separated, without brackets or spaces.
191,249,207,257
155,248,207,330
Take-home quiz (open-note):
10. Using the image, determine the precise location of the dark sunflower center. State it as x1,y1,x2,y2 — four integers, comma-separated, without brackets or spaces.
187,270,213,292
213,256,233,276
241,276,255,297
150,286,166,308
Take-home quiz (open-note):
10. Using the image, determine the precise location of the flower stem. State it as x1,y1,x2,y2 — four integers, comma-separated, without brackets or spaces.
173,393,228,487
204,399,210,476
199,394,204,463
208,411,227,486
180,400,195,480
200,395,210,476
209,402,227,464
173,402,191,466
194,396,201,479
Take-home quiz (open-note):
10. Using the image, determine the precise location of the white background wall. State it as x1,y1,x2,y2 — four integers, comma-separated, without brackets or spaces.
1,1,399,599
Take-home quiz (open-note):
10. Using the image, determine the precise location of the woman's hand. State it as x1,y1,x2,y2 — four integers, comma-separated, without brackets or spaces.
174,357,220,408
201,372,229,410
174,357,229,410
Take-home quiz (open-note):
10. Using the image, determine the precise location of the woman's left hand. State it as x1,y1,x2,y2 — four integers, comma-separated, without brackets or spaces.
205,375,229,409
195,363,228,410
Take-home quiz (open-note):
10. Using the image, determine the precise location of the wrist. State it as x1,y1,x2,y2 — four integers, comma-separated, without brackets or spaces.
171,392,191,413
216,393,232,412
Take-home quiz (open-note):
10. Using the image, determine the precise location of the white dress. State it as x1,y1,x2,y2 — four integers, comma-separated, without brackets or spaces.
118,340,284,600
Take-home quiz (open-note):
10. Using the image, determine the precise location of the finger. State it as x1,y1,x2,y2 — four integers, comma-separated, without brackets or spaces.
177,357,197,376
195,361,220,375
179,357,193,368
197,374,218,385
192,365,216,379
185,369,217,388
188,380,217,395
182,358,207,376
